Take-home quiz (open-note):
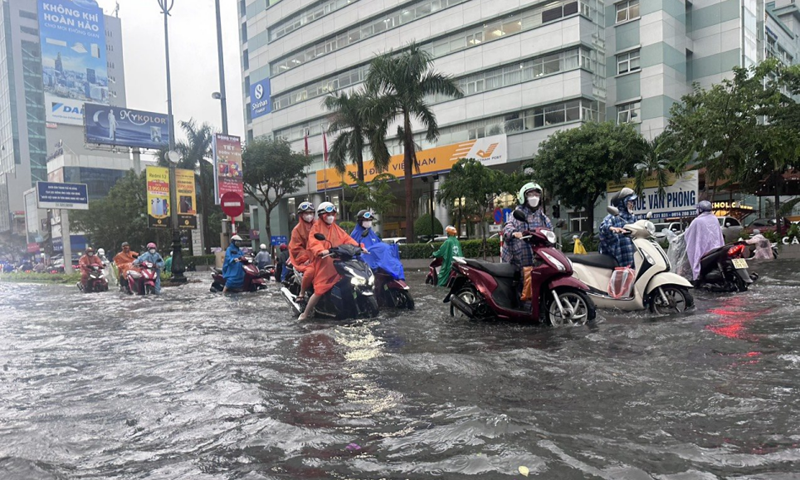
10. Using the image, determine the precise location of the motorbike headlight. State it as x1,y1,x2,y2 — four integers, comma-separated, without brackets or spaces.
644,221,656,237
351,276,367,286
642,249,655,265
540,251,566,272
544,230,557,245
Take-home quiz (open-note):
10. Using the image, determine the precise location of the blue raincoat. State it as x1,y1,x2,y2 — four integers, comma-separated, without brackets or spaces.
599,204,637,268
134,250,165,294
351,225,405,280
223,243,246,289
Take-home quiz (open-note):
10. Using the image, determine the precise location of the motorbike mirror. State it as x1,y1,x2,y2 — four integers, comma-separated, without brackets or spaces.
646,211,653,219
607,206,620,216
512,209,526,222
314,233,326,241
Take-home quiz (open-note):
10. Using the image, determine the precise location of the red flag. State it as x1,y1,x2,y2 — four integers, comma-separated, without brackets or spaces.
304,130,309,156
323,132,329,164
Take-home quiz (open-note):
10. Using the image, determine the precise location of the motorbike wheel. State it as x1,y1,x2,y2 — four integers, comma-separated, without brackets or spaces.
145,284,155,296
388,289,415,310
425,275,433,285
546,288,595,326
648,286,693,314
361,295,379,318
210,282,223,293
451,285,483,318
734,275,749,292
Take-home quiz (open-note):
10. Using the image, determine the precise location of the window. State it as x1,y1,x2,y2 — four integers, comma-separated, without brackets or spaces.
616,49,640,74
241,22,248,43
20,26,38,36
616,101,641,123
243,49,249,71
615,0,639,23
19,10,37,20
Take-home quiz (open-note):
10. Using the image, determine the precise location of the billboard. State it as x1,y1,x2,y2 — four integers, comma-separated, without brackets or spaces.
84,104,170,149
212,134,243,204
607,170,699,220
36,181,89,210
250,78,271,119
175,168,197,229
146,166,170,228
39,0,108,125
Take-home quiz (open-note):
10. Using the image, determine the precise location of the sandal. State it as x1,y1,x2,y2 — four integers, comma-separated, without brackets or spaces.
295,293,306,303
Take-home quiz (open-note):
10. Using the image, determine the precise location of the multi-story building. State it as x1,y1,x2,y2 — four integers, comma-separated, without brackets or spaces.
0,0,129,242
239,0,800,238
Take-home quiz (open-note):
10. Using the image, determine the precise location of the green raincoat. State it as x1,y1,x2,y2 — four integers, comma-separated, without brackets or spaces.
433,236,463,287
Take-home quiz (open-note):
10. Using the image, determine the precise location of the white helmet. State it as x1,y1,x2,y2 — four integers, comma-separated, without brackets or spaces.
317,201,337,216
259,243,267,250
97,248,105,256
231,234,243,242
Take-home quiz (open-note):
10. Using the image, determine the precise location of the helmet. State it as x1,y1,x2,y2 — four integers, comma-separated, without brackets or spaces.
317,202,337,216
121,242,129,248
517,182,543,205
753,229,761,235
298,201,314,213
97,248,105,256
445,225,457,236
696,200,712,213
357,210,375,222
146,242,156,249
85,247,95,253
231,235,243,242
260,243,267,250
279,243,288,251
612,187,638,208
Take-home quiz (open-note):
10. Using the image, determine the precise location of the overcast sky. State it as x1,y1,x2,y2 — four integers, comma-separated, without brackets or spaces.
95,0,245,142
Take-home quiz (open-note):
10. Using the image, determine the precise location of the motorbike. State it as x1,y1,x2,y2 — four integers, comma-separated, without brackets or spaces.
568,207,694,314
77,265,109,293
444,210,596,326
124,261,160,295
210,256,268,293
426,257,442,285
281,234,378,320
373,267,414,310
696,241,758,292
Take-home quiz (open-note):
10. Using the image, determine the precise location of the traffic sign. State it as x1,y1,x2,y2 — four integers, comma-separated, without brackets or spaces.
503,208,513,223
220,191,245,218
271,235,288,246
493,207,503,224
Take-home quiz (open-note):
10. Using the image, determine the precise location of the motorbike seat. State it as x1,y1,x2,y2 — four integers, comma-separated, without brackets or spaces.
567,253,618,270
212,267,222,274
464,259,518,278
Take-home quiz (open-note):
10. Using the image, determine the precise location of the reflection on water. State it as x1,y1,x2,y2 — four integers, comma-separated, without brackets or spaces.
0,259,798,478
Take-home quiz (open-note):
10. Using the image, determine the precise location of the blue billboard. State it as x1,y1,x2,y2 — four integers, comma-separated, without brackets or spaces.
36,182,89,210
39,0,108,125
250,78,271,119
84,104,170,150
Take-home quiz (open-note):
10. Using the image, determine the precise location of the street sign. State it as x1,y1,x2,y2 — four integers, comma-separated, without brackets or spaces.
493,207,503,224
489,224,502,233
503,208,513,223
271,235,288,246
220,191,245,218
36,182,89,210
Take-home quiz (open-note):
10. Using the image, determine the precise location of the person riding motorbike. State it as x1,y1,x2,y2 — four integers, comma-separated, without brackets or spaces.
684,200,724,281
502,182,553,269
350,210,405,280
96,248,109,266
298,202,362,321
432,225,463,287
78,247,104,290
746,229,773,260
134,242,165,294
289,201,317,302
222,235,245,293
113,242,139,281
254,244,272,270
599,188,638,268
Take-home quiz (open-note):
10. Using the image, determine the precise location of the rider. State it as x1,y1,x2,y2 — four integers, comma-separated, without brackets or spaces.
222,235,245,293
78,247,104,290
134,243,165,293
254,244,272,270
599,187,638,268
298,202,361,321
746,229,773,260
351,210,405,280
289,201,316,302
432,225,463,287
684,200,724,281
113,242,139,281
502,182,553,269
96,248,109,266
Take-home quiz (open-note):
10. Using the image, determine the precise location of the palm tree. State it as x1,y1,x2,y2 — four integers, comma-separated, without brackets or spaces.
634,137,672,199
323,90,389,182
366,42,464,240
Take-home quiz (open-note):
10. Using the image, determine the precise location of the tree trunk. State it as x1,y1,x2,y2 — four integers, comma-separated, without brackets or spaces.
586,198,595,239
774,169,783,237
264,203,273,260
357,159,365,182
200,164,212,254
403,113,414,242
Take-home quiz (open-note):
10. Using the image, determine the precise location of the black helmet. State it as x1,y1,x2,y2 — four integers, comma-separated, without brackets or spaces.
357,210,375,222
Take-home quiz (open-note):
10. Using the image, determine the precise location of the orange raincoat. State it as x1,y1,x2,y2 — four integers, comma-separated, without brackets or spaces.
113,250,139,279
307,220,359,296
290,219,316,293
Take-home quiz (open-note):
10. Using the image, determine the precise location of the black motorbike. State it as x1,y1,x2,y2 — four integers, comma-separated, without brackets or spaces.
696,242,758,292
280,234,378,320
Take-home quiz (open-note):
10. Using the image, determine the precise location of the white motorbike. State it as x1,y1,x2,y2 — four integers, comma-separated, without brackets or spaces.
567,207,694,313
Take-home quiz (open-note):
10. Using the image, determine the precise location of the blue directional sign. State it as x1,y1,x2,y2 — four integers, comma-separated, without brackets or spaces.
36,182,89,210
503,208,513,223
271,235,288,246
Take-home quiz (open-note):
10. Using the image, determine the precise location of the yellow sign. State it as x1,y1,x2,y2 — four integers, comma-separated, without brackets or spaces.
176,168,197,229
146,166,170,228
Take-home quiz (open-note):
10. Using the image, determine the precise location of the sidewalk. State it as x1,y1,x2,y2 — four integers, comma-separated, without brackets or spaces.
401,256,501,272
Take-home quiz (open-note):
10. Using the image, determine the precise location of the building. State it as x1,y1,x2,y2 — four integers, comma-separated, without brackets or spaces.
0,0,129,246
239,0,800,239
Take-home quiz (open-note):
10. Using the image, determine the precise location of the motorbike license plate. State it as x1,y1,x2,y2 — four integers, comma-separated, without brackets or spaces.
732,258,749,269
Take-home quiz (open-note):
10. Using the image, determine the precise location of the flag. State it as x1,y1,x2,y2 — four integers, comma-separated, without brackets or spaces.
304,130,309,156
323,131,329,164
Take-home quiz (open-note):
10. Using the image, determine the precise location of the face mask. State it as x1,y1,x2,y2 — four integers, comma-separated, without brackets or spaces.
232,242,239,248
88,252,94,256
627,202,635,212
149,249,156,254
527,195,540,208
362,221,373,229
323,215,335,225
302,213,314,223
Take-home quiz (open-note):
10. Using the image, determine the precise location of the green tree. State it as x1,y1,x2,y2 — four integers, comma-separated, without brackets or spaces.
242,138,312,244
323,90,389,182
341,172,397,222
530,122,648,229
634,135,675,198
414,213,442,238
366,42,464,241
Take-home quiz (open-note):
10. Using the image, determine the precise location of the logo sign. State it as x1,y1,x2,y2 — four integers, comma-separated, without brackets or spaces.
36,182,89,210
220,191,245,218
213,134,244,204
271,235,288,246
249,78,271,119
84,103,170,149
175,168,197,229
39,0,108,125
146,166,170,228
607,170,699,220
27,243,41,253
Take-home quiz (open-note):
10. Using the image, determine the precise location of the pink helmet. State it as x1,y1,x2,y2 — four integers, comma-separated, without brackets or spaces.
146,242,157,249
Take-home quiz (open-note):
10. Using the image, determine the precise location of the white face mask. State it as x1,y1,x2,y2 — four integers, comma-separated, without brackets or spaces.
527,195,540,208
323,215,335,225
302,213,314,223
149,249,156,254
362,221,373,230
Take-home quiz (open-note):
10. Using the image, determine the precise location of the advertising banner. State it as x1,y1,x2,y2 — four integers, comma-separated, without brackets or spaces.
36,181,89,210
607,170,699,220
213,134,243,204
315,134,507,191
146,166,170,228
175,168,197,230
250,78,271,119
39,0,108,125
84,104,170,149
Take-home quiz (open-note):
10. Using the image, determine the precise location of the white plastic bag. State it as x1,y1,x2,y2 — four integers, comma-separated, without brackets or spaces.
667,232,692,280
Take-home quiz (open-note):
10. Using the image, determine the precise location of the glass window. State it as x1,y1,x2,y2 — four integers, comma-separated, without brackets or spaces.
617,50,641,75
616,0,639,23
616,101,641,123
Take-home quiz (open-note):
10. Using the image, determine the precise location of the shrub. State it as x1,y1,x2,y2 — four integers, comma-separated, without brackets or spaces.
184,255,216,267
414,214,443,238
339,220,356,233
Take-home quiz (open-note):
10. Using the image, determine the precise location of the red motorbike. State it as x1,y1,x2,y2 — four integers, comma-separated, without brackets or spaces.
444,211,596,326
426,257,442,285
125,261,159,295
210,256,267,293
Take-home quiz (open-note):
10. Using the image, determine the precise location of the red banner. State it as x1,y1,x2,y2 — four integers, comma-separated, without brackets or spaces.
213,134,243,203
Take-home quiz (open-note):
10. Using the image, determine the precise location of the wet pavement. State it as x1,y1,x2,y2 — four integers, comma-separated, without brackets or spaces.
0,260,799,479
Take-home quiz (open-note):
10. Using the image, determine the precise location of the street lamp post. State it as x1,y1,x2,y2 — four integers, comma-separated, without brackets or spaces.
158,0,186,283
214,0,229,135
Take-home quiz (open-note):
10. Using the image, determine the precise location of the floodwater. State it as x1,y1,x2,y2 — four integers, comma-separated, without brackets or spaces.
0,261,799,479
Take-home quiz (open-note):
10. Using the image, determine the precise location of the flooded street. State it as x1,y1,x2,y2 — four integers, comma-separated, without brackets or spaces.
1,261,799,479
